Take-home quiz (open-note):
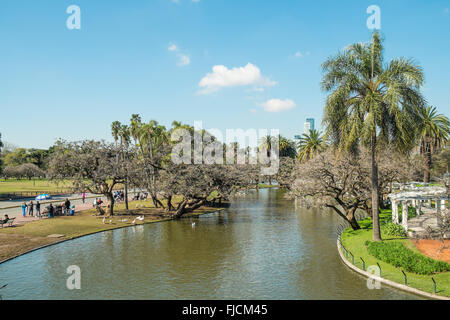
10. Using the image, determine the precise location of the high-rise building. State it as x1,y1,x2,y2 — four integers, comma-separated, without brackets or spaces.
303,118,315,134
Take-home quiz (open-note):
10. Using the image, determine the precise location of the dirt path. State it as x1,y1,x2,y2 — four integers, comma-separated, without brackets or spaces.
413,239,450,264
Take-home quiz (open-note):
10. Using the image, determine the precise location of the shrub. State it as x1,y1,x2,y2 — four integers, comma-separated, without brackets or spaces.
366,241,450,275
382,223,407,237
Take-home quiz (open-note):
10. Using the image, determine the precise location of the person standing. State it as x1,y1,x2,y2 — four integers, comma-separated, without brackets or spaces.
64,198,71,215
81,193,86,204
48,203,54,218
28,201,34,217
36,201,41,218
21,202,27,217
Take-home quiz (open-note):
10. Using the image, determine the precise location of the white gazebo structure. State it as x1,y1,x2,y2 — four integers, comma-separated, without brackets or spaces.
388,185,449,233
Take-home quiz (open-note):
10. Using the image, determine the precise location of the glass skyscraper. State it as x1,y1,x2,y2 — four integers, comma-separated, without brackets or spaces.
304,118,315,134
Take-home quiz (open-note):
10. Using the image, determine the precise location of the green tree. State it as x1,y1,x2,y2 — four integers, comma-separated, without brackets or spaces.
4,148,29,167
0,133,3,175
297,129,324,162
417,106,450,182
111,121,132,210
278,135,297,158
133,118,168,208
321,32,425,241
259,135,276,158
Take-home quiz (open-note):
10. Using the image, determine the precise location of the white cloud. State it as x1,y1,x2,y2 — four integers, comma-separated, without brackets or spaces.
168,43,190,66
168,43,178,52
177,54,191,66
292,51,310,59
258,99,296,112
198,63,276,94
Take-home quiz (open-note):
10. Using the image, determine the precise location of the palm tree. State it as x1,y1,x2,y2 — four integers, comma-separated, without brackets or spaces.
322,32,425,241
136,120,168,208
278,135,297,158
259,135,276,158
130,114,142,145
259,135,277,185
111,121,132,210
297,129,324,162
111,121,121,145
418,106,450,182
119,125,131,210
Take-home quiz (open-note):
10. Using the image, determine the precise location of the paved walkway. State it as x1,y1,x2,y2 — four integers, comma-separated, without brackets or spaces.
408,207,450,239
7,202,97,226
0,191,140,221
0,194,139,227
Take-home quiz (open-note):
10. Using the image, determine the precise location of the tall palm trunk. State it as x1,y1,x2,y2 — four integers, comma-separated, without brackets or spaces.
371,133,382,241
424,140,432,183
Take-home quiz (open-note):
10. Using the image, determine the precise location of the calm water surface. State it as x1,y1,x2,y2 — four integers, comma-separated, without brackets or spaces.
0,188,420,300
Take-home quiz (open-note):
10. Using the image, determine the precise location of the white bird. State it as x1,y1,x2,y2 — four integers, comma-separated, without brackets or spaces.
192,222,196,228
121,219,128,223
109,219,113,224
132,219,137,224
137,216,144,221
102,217,106,224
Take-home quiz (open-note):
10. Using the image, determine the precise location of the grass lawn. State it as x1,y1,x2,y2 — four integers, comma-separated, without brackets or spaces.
0,179,73,195
341,209,450,298
0,197,224,263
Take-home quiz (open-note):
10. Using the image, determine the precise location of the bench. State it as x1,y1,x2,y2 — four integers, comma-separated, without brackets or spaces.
0,218,15,228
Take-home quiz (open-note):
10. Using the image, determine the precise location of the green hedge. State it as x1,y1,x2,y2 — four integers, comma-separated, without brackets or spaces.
365,241,450,275
381,223,407,237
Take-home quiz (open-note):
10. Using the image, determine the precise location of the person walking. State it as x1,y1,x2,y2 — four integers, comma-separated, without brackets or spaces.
21,202,27,217
36,201,41,218
28,201,34,217
81,193,86,204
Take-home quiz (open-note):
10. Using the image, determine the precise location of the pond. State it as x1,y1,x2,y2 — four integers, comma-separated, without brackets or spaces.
0,188,420,300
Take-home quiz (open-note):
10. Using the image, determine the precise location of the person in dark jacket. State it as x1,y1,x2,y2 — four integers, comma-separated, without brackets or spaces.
64,199,71,215
47,204,54,218
36,201,41,218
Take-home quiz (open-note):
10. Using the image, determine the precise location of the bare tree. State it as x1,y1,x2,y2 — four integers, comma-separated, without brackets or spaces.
47,140,128,216
289,148,415,230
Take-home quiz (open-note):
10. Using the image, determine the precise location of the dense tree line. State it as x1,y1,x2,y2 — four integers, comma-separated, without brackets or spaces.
0,137,54,179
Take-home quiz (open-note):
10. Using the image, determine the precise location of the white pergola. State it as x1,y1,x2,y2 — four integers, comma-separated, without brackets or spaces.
388,186,449,231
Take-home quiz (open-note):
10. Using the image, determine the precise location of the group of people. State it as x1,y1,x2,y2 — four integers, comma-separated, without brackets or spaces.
114,191,125,203
21,201,41,218
20,198,74,219
133,192,149,201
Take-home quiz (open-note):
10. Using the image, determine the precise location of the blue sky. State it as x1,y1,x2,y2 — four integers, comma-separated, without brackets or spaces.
0,0,449,149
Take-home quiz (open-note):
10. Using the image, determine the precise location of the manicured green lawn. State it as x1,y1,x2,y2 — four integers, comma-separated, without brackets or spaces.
341,209,450,298
0,179,73,194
